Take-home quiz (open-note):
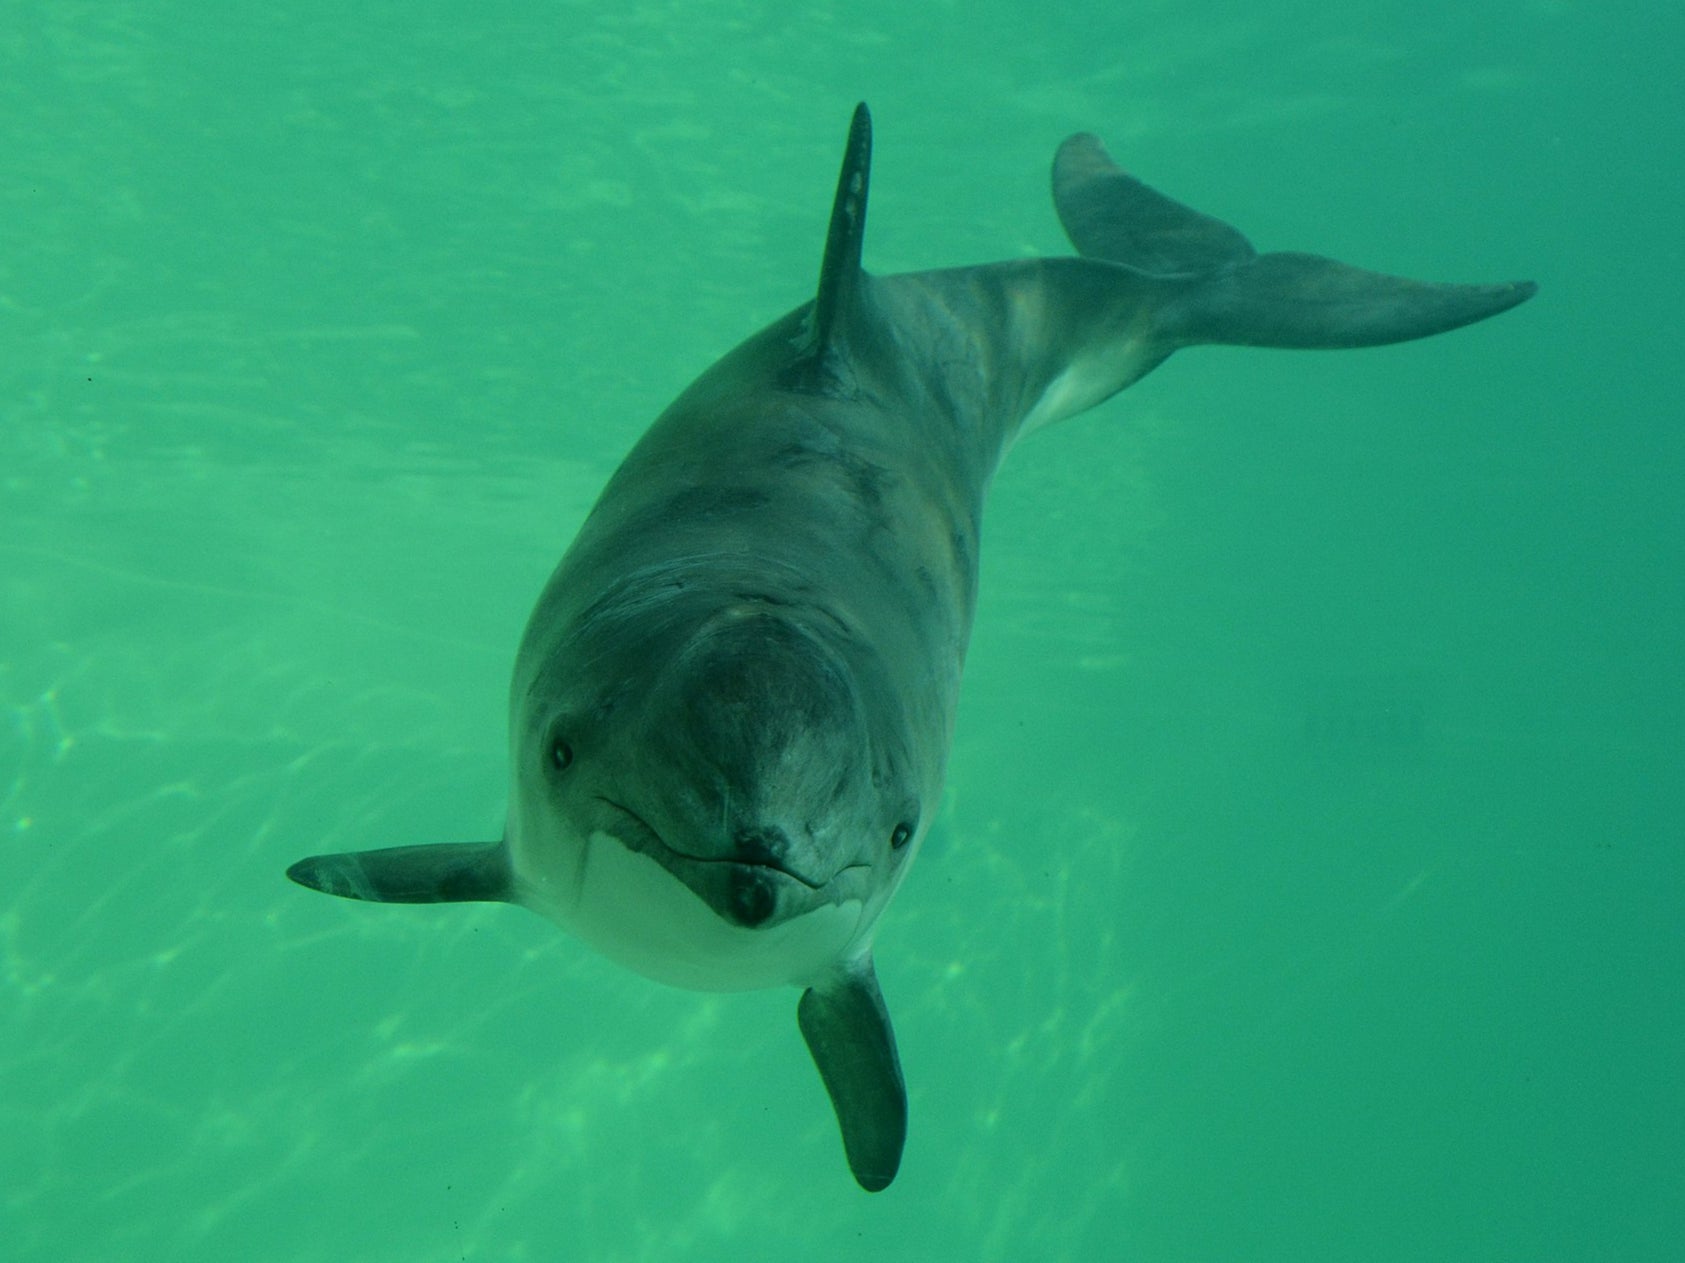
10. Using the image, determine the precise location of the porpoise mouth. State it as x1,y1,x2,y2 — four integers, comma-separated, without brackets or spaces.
596,797,828,890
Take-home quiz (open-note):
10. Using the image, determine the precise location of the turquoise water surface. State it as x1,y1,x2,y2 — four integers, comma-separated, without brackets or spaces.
3,2,1680,1260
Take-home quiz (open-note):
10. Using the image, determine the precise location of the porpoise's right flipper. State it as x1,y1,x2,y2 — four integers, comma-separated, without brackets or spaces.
1051,131,1537,349
798,957,907,1192
287,841,512,904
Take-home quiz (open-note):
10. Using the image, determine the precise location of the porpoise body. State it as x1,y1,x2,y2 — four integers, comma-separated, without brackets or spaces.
288,105,1533,1190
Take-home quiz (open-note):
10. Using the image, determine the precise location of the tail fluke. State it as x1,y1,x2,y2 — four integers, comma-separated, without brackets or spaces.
1051,131,1536,350
1163,249,1536,349
1053,132,1256,274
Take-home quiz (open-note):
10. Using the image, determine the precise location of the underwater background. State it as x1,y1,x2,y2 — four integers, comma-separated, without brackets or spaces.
3,1,1679,1259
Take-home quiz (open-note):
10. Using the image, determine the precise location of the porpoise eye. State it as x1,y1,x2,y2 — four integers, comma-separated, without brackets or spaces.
890,822,913,850
551,739,574,771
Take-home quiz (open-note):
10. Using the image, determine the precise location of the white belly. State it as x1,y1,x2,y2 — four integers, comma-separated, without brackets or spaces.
517,830,865,992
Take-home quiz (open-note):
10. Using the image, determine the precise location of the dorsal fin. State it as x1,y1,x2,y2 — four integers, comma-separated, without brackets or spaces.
810,102,873,359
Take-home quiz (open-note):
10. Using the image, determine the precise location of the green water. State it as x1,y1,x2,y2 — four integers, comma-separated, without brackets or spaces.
3,2,1679,1259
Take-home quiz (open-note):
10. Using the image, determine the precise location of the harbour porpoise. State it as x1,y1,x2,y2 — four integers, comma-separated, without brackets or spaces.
288,104,1533,1190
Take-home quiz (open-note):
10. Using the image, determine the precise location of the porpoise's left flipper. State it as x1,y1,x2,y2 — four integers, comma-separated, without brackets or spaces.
798,958,907,1192
286,841,512,904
